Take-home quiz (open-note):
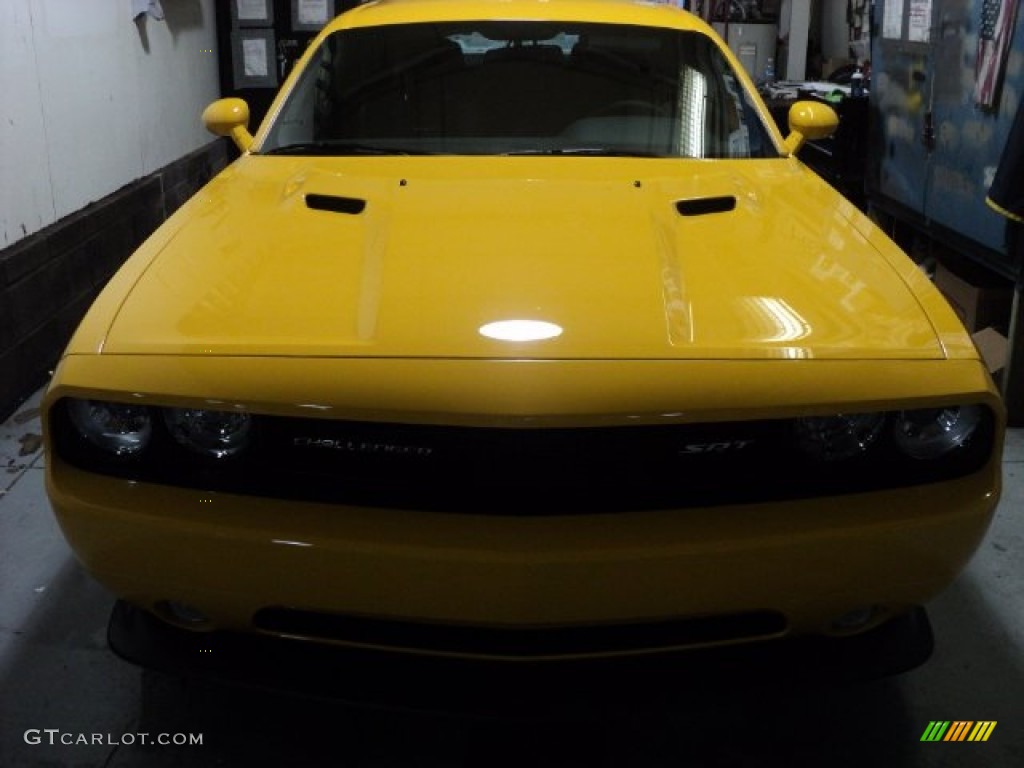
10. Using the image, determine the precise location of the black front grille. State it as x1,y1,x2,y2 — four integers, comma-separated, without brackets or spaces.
53,403,995,514
251,607,788,658
262,417,788,512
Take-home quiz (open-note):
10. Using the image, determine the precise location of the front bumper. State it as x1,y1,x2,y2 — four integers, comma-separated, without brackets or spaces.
49,456,998,660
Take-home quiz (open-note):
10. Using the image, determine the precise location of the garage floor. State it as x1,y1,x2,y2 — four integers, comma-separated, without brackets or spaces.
1,387,1022,767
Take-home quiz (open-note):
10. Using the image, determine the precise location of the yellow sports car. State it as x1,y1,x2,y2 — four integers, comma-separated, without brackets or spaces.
44,0,1002,687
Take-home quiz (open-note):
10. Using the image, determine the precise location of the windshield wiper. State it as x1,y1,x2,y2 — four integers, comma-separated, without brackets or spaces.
262,142,432,156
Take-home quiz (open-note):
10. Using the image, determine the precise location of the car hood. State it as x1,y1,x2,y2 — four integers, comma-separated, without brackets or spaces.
102,156,944,360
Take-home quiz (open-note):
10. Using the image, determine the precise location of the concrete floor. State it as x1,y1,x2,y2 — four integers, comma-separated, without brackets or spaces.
1,386,1021,767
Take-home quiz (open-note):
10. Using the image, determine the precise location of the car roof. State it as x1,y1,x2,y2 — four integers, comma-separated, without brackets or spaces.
327,0,711,33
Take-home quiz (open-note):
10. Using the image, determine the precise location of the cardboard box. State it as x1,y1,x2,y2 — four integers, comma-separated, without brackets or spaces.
972,327,1008,376
933,262,1012,332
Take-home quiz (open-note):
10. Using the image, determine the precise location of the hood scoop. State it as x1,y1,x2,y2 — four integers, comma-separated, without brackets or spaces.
305,193,366,215
675,196,736,217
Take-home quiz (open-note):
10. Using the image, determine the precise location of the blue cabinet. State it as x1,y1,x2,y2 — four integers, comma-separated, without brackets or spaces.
867,0,1024,278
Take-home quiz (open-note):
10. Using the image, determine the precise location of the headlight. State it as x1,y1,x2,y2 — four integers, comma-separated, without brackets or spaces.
893,405,983,459
795,412,885,461
67,399,152,457
164,408,252,459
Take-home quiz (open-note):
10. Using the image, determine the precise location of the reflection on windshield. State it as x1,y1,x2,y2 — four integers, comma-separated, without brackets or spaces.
261,21,777,159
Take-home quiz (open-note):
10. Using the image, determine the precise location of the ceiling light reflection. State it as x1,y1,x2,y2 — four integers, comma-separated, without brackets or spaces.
479,319,563,342
743,296,811,342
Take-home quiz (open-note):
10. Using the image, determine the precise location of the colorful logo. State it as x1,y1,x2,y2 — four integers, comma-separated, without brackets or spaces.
920,721,997,742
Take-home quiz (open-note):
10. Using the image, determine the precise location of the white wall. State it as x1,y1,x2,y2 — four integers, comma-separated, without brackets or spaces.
0,0,220,248
820,0,853,61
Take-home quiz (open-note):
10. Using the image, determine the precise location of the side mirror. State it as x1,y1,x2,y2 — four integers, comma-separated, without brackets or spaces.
202,98,254,153
782,100,839,155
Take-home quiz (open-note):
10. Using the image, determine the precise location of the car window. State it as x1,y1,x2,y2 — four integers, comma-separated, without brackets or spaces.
261,21,778,159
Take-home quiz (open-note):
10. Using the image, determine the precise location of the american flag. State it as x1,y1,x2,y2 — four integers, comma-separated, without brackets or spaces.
975,0,1019,109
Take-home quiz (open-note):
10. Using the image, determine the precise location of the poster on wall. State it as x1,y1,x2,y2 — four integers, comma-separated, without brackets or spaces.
882,0,905,39
907,0,932,43
231,28,279,88
231,0,272,27
292,0,335,31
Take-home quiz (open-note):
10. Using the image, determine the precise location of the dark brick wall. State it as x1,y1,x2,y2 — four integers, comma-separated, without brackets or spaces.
0,139,230,423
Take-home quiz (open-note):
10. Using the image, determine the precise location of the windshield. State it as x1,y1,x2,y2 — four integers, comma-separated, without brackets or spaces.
261,21,778,159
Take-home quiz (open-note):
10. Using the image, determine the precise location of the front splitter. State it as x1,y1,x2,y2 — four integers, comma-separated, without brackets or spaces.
108,600,933,716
